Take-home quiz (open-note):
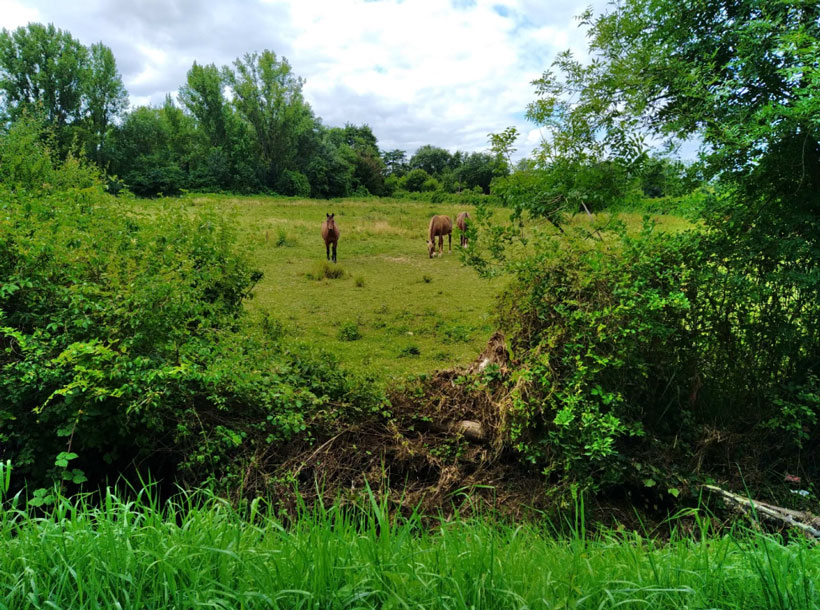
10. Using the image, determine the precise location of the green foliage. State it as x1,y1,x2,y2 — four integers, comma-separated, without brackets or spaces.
275,169,311,197
476,0,820,492
0,23,88,128
83,42,128,166
497,225,684,487
338,322,362,342
0,23,127,161
0,124,383,492
401,168,431,192
409,144,454,176
108,102,192,196
226,50,318,187
495,213,820,489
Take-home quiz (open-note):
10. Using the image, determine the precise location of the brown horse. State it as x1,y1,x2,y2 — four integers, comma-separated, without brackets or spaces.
456,211,470,247
427,214,452,258
321,213,340,262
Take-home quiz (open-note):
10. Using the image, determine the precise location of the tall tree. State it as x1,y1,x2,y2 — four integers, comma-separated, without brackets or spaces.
382,149,408,176
0,23,87,128
84,42,128,166
225,50,317,187
409,145,453,176
179,62,228,148
529,1,820,211
328,123,385,195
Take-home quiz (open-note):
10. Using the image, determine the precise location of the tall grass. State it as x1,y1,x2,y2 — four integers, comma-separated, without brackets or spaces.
1,478,818,609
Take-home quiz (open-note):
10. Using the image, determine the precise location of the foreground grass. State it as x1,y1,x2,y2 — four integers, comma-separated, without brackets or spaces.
1,484,817,609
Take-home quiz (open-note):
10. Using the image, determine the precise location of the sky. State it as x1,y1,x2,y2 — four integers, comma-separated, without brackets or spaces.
0,0,608,161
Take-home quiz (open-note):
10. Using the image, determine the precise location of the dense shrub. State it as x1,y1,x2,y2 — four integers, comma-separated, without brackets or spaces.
0,121,383,493
275,169,311,198
497,219,820,490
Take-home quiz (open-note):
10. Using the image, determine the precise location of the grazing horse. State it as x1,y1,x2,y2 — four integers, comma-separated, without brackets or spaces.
321,213,340,262
427,214,452,258
456,211,471,247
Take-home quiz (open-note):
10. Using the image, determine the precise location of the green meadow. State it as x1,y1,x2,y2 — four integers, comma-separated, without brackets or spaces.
135,194,690,382
181,194,501,380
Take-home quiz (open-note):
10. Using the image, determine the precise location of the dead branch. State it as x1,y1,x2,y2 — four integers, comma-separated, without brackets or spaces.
703,484,820,539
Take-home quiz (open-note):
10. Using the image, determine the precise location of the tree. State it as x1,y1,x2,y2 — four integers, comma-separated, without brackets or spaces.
488,126,519,172
482,0,820,489
531,1,820,212
455,151,506,194
225,50,318,188
83,42,128,166
401,168,430,192
108,99,195,196
0,24,129,164
179,62,229,149
326,123,385,195
409,145,454,177
0,23,87,127
382,149,408,176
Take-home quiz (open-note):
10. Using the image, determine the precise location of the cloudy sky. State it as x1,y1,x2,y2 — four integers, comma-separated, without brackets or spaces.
0,0,606,160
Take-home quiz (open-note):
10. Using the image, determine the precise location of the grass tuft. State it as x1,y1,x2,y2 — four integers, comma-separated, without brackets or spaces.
307,261,346,280
338,321,362,341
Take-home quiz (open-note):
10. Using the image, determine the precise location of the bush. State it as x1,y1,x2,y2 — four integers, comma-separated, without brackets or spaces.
275,170,311,198
496,218,820,491
338,322,362,342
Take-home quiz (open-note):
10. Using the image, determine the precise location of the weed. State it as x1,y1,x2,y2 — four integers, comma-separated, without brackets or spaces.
275,226,289,247
439,322,473,343
399,345,421,357
307,261,345,280
355,275,365,287
338,322,362,341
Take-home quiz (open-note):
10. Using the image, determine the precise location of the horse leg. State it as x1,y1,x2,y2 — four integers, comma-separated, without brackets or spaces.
332,241,337,263
326,242,330,261
448,232,452,251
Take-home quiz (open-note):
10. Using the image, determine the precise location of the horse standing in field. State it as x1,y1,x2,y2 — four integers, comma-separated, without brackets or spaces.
321,213,340,263
427,214,452,258
456,211,471,247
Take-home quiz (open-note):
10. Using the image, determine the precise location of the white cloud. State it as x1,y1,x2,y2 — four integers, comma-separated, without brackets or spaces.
0,0,609,160
0,0,39,30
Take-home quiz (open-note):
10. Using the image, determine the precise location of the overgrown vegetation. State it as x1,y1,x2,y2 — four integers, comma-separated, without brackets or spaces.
0,117,383,494
463,0,820,496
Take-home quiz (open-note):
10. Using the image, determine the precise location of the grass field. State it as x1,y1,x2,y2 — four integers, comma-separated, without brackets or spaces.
133,195,691,382
183,195,504,381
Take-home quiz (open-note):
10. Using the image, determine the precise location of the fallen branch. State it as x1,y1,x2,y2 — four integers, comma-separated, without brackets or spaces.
703,484,820,538
420,419,487,443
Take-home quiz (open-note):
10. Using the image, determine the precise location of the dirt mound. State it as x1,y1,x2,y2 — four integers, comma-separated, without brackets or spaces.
255,331,551,519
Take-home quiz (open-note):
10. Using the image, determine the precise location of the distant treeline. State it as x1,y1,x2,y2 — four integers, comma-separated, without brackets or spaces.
0,22,703,204
0,23,514,199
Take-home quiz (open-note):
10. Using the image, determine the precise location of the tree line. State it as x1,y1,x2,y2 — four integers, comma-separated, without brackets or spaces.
0,23,516,199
